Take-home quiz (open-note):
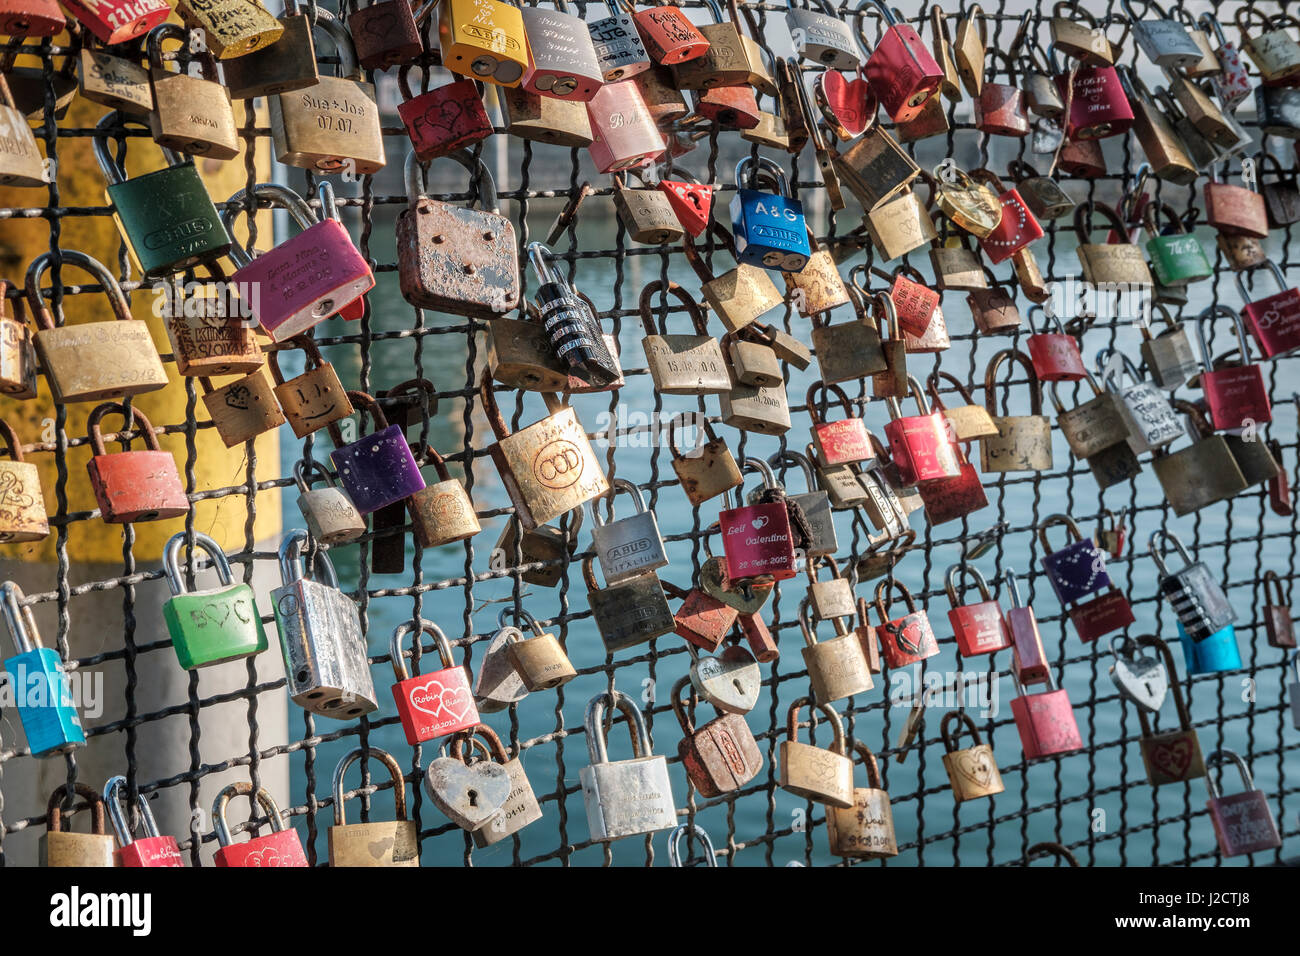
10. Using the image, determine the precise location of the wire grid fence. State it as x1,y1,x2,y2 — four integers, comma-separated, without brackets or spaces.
1,0,1299,867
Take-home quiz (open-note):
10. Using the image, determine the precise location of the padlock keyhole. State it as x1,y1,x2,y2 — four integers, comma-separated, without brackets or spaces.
467,789,479,807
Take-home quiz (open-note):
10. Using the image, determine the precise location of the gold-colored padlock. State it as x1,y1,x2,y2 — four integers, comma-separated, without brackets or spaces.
145,24,240,161
682,227,782,333
78,39,154,115
176,0,285,59
953,3,987,97
200,369,287,448
0,419,48,543
504,611,576,691
866,188,937,262
269,336,354,439
0,279,38,399
408,445,481,548
40,785,116,868
328,748,419,867
980,348,1053,473
613,172,684,245
500,86,594,147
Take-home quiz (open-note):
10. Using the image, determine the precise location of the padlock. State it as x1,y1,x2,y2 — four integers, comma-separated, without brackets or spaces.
668,573,740,652
1116,635,1203,787
915,435,988,526
1006,159,1074,223
1194,305,1271,431
927,5,961,99
856,526,916,583
91,113,230,278
730,156,810,273
587,0,650,80
809,286,886,387
1236,7,1300,84
1256,84,1300,140
1024,308,1085,384
344,0,421,70
807,381,872,466
770,449,838,558
668,414,742,506
1150,406,1248,516
0,419,45,543
267,337,353,440
892,265,949,353
493,505,580,588
672,674,761,796
200,369,285,448
1019,41,1066,117
681,225,784,333
519,0,602,99
874,579,938,668
826,742,897,858
1097,348,1183,454
1205,749,1283,856
222,183,374,342
779,697,854,807
452,725,544,847
159,277,263,380
434,0,527,86
739,611,779,663
3,42,78,123
0,0,62,35
325,390,424,515
406,446,481,550
1049,44,1133,141
1173,6,1219,77
328,747,419,867
687,641,760,713
1049,373,1132,472
1151,530,1237,644
397,70,492,162
969,168,1043,263
1126,72,1200,186
526,243,619,385
41,784,115,868
390,618,478,744
1260,571,1297,650
717,458,797,584
719,375,791,436
785,0,858,69
859,0,943,123
799,595,873,704
212,782,308,867
584,557,674,652
940,711,1004,802
784,233,851,317
293,459,364,546
1057,133,1107,177
830,102,920,211
425,730,513,832
1122,0,1202,68
667,823,717,867
499,610,574,692
1073,200,1154,287
501,83,595,144
657,170,715,236
884,374,961,485
1135,304,1198,391
633,0,709,65
1038,513,1111,606
1049,1,1117,64
220,0,319,98
24,251,167,403
980,348,1053,473
581,690,678,841
1205,169,1269,242
0,280,36,400
103,776,181,867
1260,152,1300,228
1236,260,1300,359
975,51,1030,137
929,227,987,291
1109,633,1169,714
1148,87,1221,175
1068,574,1135,641
932,160,1004,237
271,530,377,719
487,303,570,394
1194,11,1250,109
868,187,938,262
160,531,267,670
1,581,84,758
1010,667,1083,760
922,373,994,447
473,612,532,714
1162,67,1237,152
269,15,386,174
637,280,728,394
950,1,986,95
60,0,165,44
85,404,188,524
614,171,683,244
946,563,1010,657
142,24,239,160
590,477,668,585
966,274,1021,335
176,0,282,60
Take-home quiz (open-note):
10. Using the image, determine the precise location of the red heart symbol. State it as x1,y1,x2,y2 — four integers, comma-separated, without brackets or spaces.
1150,737,1193,779
817,70,870,138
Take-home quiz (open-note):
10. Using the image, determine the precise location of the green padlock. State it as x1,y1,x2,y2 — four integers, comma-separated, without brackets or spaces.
1143,202,1213,287
161,532,268,670
92,112,231,279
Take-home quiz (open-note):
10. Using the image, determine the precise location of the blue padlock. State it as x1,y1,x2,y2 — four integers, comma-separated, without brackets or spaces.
1038,513,1111,605
1151,530,1236,642
1178,621,1242,675
730,156,811,272
1,581,85,758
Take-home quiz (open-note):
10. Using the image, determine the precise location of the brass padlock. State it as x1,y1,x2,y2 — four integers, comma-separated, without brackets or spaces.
613,171,684,245
162,274,264,379
328,748,419,866
0,74,49,188
1118,67,1197,186
408,445,481,549
1050,374,1131,460
783,233,851,317
779,697,855,807
176,0,284,59
981,348,1053,473
826,742,898,859
682,226,783,333
719,378,791,436
1074,200,1154,287
941,710,1005,802
488,305,570,394
268,336,354,439
830,112,919,212
0,279,38,399
929,226,988,291
145,24,240,160
0,419,48,543
953,2,987,97
927,370,998,441
669,415,743,506
500,85,594,146
504,611,576,692
220,0,320,98
1050,1,1117,65
670,0,756,90
78,36,154,115
40,784,115,867
723,330,782,388
200,369,286,447
806,555,856,621
866,188,937,261
1236,7,1300,83
494,509,582,588
638,280,729,395
799,597,873,705
810,281,886,385
1007,159,1075,220
929,6,962,100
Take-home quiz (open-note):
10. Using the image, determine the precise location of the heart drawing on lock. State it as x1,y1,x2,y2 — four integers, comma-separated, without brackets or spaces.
243,846,286,867
954,749,994,788
367,836,394,859
1150,737,1193,779
202,601,233,627
409,678,472,723
224,384,253,411
751,515,769,531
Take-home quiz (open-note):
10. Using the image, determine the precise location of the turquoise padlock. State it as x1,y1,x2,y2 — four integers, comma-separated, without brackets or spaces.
161,532,268,670
1179,620,1242,675
1,581,85,757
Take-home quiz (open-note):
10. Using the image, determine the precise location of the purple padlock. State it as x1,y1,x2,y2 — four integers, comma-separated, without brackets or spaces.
328,391,425,515
1039,514,1111,606
221,182,374,343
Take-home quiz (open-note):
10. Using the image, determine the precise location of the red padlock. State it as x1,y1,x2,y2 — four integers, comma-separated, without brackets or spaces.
970,169,1044,264
668,580,739,653
946,564,1011,657
105,776,183,868
1195,305,1272,430
808,381,872,466
658,174,715,237
1204,171,1268,238
1237,260,1300,358
815,67,873,140
1205,750,1283,857
1262,571,1296,649
883,375,962,485
873,580,938,668
1051,51,1133,140
85,403,188,524
1010,670,1083,760
1068,586,1136,642
348,0,423,70
61,0,168,45
212,783,308,868
1004,568,1049,685
1026,306,1087,381
718,459,797,583
694,85,761,129
390,620,479,745
916,440,988,526
860,0,944,123
884,264,941,338
633,0,710,65
974,52,1031,137
397,69,494,162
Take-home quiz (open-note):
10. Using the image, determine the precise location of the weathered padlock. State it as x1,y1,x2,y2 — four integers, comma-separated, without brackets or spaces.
501,83,595,145
672,674,762,796
633,0,709,65
200,369,285,448
1050,45,1133,141
273,530,377,719
719,374,791,436
771,449,838,558
294,459,365,546
800,596,873,704
639,280,729,395
0,0,63,35
687,641,760,714
1204,167,1269,238
406,446,481,550
966,273,1021,336
435,0,527,86
1236,260,1300,359
329,748,419,866
826,742,897,858
1236,6,1300,83
981,348,1054,473
1073,200,1154,287
1151,530,1237,643
0,420,46,543
667,823,717,867
346,0,421,69
859,0,943,123
1151,406,1248,516
809,285,887,386
1049,374,1131,475
493,504,581,587
269,15,386,174
391,618,478,744
1010,667,1083,760
426,731,512,832
159,277,263,380
268,337,353,439
669,414,742,506
866,187,937,261
473,611,531,713
1255,83,1300,140
915,437,988,526
222,183,374,342
830,101,920,211
1260,152,1300,229
1,582,84,758
1049,0,1117,65
397,70,492,162
932,160,1004,237
1124,72,1199,184
940,711,1004,802
452,725,544,847
24,250,168,403
327,390,425,515
103,776,181,867
581,690,678,841
730,156,810,273
884,374,961,485
808,381,871,466
969,168,1043,263
614,170,683,244
779,697,854,807
786,0,859,69
501,610,575,692
669,574,740,653
1262,571,1296,649
220,0,319,98
1195,11,1249,109
681,225,784,333
1006,159,1074,223
0,280,37,400
176,0,283,59
1194,305,1271,431
1122,635,1205,787
1098,348,1183,454
143,24,239,160
590,477,668,584
85,404,188,524
974,51,1030,137
950,1,986,95
585,558,674,652
874,579,937,669
1024,308,1085,384
161,531,267,670
61,0,166,45
947,563,1010,657
1205,749,1283,856
784,234,851,318
41,784,115,868
1135,304,1198,391
213,782,308,867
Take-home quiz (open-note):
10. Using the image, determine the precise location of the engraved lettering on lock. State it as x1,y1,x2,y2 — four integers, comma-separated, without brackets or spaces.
531,439,584,489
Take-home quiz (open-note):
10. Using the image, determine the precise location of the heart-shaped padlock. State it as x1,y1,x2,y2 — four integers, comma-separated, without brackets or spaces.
472,619,531,714
814,68,871,140
700,556,773,614
688,644,761,715
424,742,512,832
1108,636,1168,713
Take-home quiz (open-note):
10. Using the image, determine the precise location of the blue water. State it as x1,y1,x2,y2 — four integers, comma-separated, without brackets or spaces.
276,197,1300,867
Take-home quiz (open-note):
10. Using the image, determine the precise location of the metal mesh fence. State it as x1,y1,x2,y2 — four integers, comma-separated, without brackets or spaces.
1,0,1298,867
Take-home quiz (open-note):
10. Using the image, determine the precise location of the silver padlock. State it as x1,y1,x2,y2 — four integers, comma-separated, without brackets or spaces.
785,0,860,69
771,449,838,557
521,0,604,99
472,609,531,714
587,0,651,81
294,459,365,545
590,477,669,584
1123,0,1205,69
424,732,512,832
688,644,762,714
580,690,677,842
1098,349,1183,454
272,529,377,719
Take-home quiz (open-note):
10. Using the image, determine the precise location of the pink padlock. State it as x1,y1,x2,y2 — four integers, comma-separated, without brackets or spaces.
883,375,962,485
717,458,797,585
222,182,374,342
1010,669,1083,760
586,80,667,173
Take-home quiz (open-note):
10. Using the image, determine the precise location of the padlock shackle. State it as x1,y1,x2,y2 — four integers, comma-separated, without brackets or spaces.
770,448,818,495
667,822,717,867
292,457,339,494
496,605,549,639
584,689,653,765
1148,528,1193,577
735,155,789,198
448,722,511,765
332,390,389,447
332,746,408,826
581,553,604,591
104,775,162,843
926,370,980,413
593,476,649,527
1,580,40,654
785,695,847,752
939,709,981,752
1036,513,1086,555
24,250,132,332
638,279,707,337
1002,566,1025,609
1072,199,1131,247
1095,346,1145,392
268,335,328,386
0,419,24,464
526,241,561,287
391,618,456,682
850,740,884,789
1263,570,1288,609
212,781,289,847
984,348,1043,417
945,562,992,606
311,11,362,80
805,380,856,426
1025,842,1079,866
733,455,782,509
162,531,236,596
669,673,699,736
147,22,219,81
1234,259,1289,305
47,783,108,836
1204,748,1255,801
1194,304,1254,372
220,183,317,269
1198,10,1228,44
1132,633,1192,732
277,527,341,589
873,577,917,621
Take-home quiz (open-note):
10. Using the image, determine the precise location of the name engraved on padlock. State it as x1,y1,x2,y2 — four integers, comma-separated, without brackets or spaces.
106,0,168,29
